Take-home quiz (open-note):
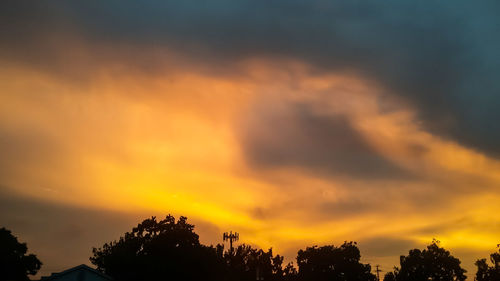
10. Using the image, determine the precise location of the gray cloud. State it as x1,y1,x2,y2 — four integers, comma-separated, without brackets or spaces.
240,102,411,179
2,1,500,154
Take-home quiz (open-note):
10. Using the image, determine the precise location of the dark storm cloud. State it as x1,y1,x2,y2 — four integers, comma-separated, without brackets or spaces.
2,0,500,155
240,102,411,179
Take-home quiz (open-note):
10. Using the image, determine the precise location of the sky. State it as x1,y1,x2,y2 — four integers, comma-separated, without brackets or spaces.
1,0,500,278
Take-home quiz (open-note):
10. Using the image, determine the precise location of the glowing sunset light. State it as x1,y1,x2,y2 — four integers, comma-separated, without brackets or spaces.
1,1,500,279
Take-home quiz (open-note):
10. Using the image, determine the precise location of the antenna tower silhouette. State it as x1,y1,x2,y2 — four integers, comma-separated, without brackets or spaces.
376,265,382,281
223,231,239,253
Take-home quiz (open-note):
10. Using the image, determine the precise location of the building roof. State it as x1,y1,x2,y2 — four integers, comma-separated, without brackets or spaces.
39,264,113,281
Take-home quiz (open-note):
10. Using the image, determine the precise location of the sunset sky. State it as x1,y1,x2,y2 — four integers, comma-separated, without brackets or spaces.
1,1,500,278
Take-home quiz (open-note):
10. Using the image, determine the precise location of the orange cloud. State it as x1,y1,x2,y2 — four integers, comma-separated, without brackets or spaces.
1,50,500,277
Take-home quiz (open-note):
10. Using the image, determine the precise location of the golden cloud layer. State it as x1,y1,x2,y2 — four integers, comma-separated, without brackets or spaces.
1,48,500,276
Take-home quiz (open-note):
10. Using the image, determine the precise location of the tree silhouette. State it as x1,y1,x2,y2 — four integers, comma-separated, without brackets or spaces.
0,227,42,281
90,215,300,281
90,215,224,281
296,241,376,281
224,244,294,281
383,271,396,281
90,216,393,281
475,245,500,281
389,240,466,281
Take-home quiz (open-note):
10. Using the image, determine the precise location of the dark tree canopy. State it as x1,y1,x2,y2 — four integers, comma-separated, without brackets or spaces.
0,227,42,281
90,215,224,281
475,245,500,281
90,215,294,281
225,244,296,281
383,272,396,281
95,216,480,281
296,241,376,281
390,240,466,281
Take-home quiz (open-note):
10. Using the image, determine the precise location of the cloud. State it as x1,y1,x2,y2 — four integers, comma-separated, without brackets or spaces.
319,199,379,218
3,0,500,156
359,237,418,258
415,216,500,239
240,101,411,180
0,119,75,185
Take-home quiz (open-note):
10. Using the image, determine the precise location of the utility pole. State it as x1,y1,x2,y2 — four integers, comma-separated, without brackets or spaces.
375,265,381,281
223,231,239,254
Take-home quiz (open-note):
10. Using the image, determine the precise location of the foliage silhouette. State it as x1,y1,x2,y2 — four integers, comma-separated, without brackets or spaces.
90,216,477,281
296,241,376,281
90,215,293,281
0,227,42,281
386,239,466,281
224,244,295,281
475,245,500,281
90,215,224,281
383,271,396,281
